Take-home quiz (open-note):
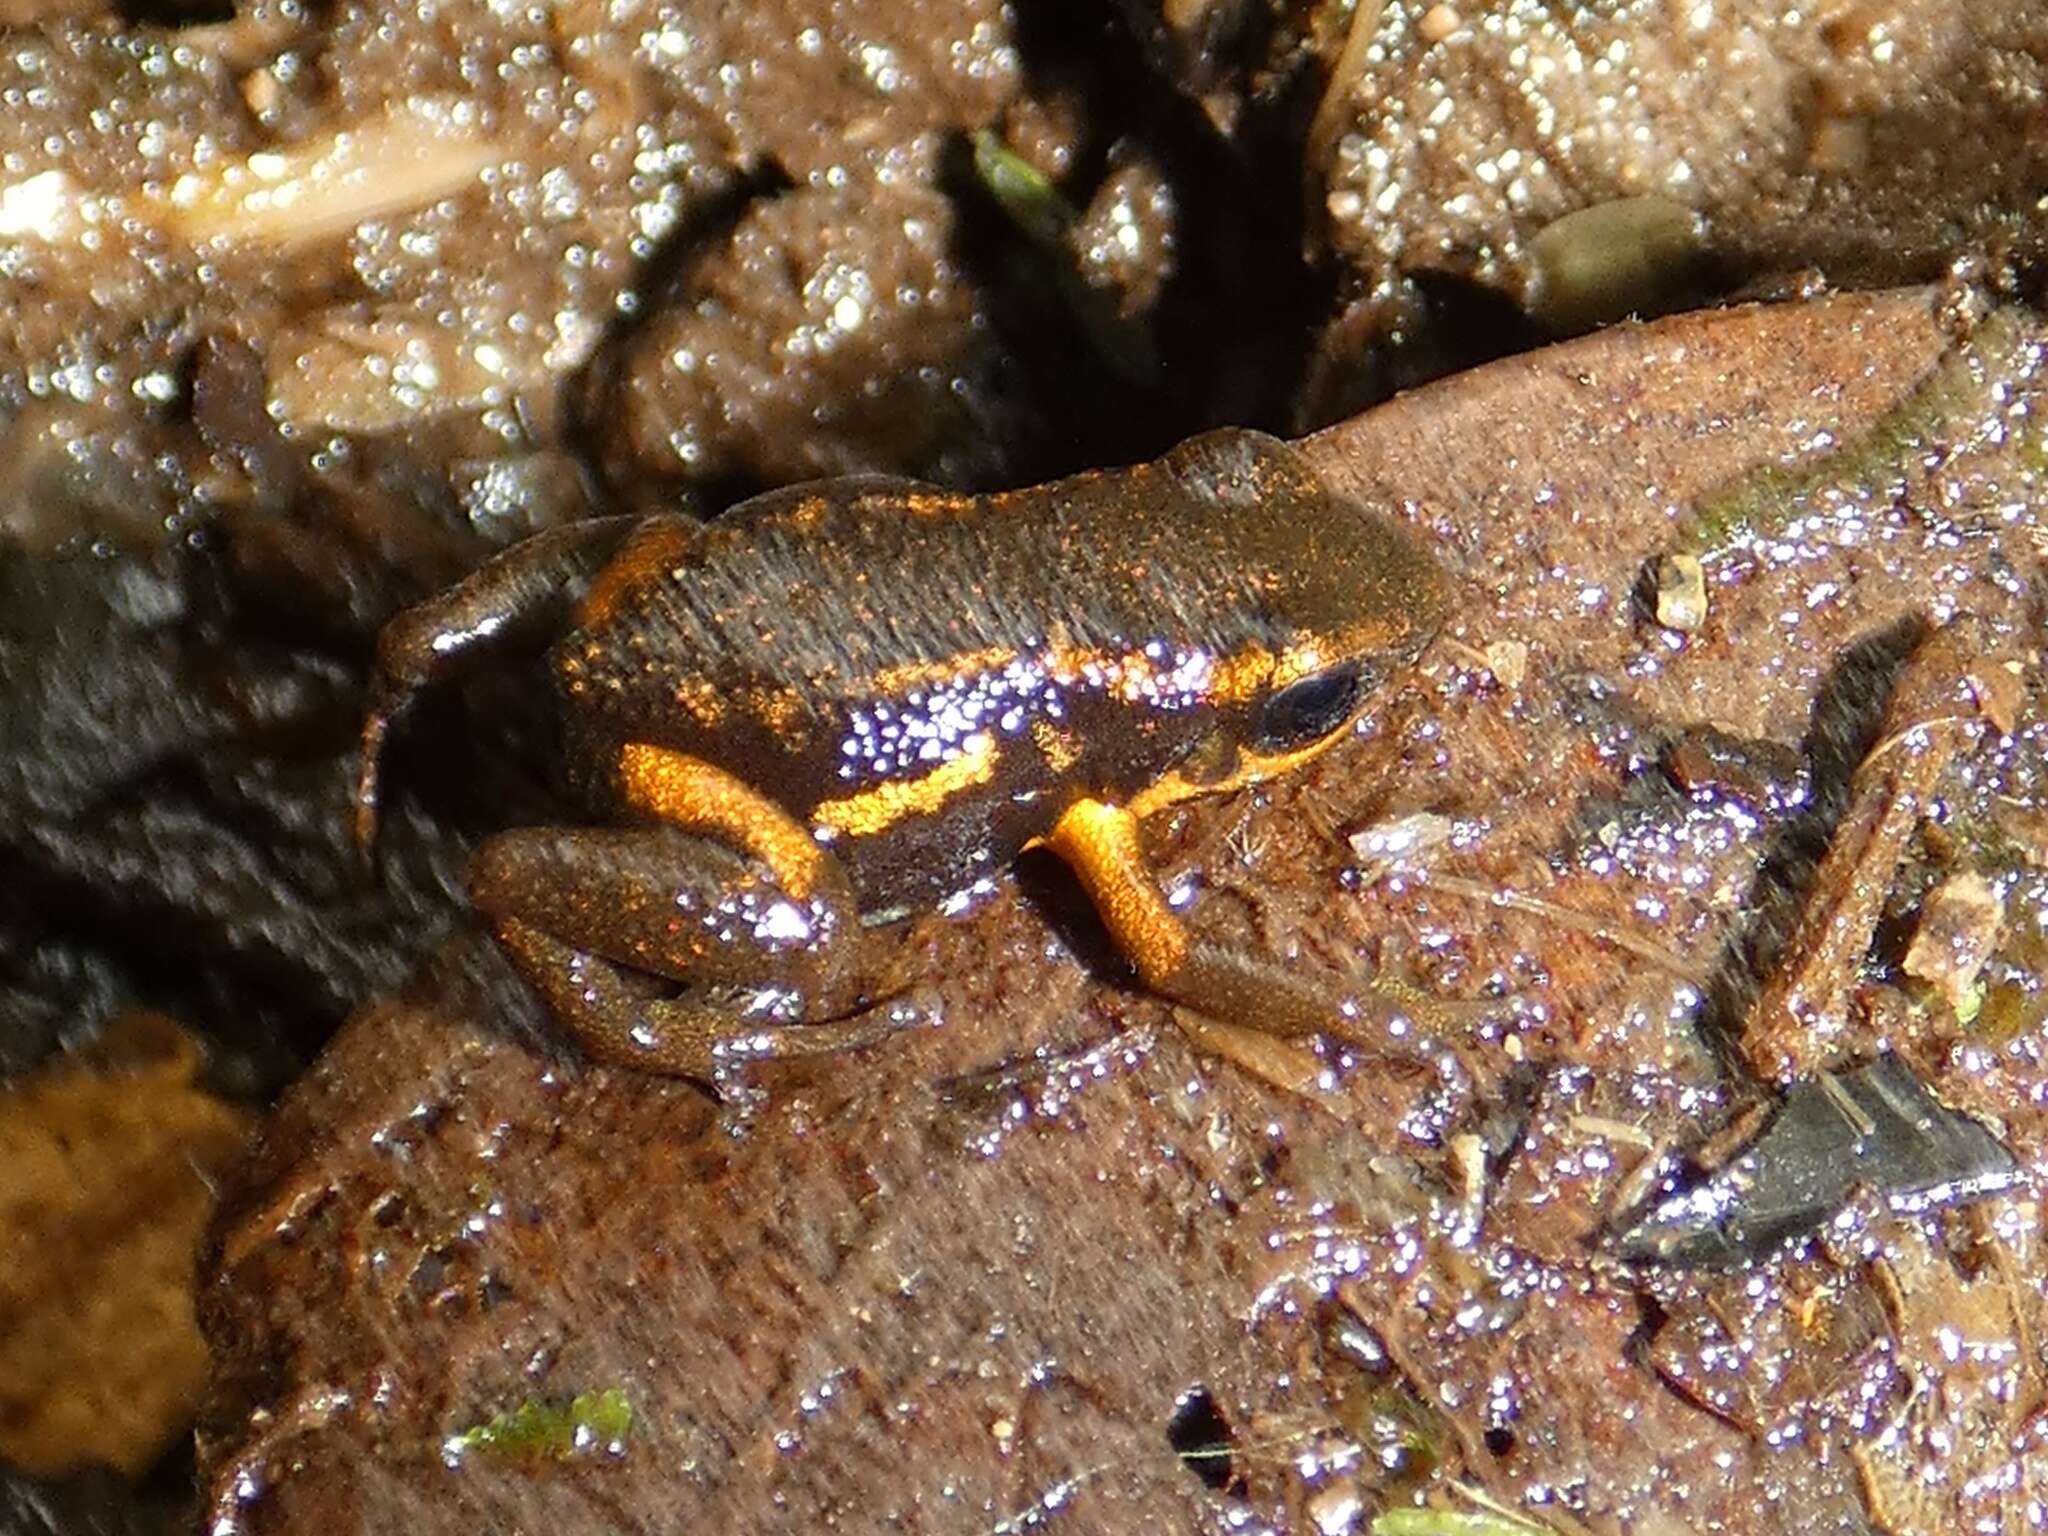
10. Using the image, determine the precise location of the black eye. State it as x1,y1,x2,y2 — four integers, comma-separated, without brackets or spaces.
1256,666,1361,751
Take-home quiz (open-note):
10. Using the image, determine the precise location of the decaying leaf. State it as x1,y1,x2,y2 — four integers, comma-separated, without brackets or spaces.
0,1016,250,1477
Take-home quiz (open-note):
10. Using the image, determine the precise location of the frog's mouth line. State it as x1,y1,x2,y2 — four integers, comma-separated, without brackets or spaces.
1125,718,1358,823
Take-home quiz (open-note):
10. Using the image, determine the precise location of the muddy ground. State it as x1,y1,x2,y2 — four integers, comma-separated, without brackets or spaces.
3,0,2048,1533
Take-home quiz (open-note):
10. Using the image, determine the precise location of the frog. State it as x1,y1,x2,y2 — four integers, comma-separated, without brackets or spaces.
354,428,1452,1080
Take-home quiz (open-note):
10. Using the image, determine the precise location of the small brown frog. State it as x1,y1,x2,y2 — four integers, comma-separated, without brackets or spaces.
357,429,1450,1079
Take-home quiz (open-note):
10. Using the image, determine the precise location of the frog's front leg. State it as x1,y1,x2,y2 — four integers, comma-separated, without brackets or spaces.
1048,798,1447,1053
469,822,909,1078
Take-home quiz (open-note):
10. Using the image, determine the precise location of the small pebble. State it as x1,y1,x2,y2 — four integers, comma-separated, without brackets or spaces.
1654,553,1708,632
1306,1479,1364,1535
1485,638,1528,690
1903,870,2005,1014
1418,3,1463,42
1347,811,1454,866
240,68,281,118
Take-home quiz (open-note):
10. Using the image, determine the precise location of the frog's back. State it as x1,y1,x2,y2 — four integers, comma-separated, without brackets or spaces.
578,484,1108,715
557,433,1315,748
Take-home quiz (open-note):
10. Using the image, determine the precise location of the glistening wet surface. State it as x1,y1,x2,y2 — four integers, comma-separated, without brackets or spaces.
191,289,2048,1534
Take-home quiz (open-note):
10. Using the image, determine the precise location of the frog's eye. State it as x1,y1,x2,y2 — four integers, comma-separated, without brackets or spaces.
1255,664,1361,752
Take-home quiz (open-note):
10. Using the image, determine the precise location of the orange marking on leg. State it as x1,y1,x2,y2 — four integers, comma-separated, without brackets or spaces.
616,742,829,902
1122,726,1345,823
1046,798,1189,984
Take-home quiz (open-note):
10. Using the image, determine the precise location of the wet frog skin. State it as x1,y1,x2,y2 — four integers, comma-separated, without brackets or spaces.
356,429,1451,1079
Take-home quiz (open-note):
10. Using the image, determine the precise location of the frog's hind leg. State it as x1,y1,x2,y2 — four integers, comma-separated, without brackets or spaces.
493,919,915,1079
470,824,908,1079
355,515,645,855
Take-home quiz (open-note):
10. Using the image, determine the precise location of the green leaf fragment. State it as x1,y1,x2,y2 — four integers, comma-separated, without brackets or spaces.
971,129,1075,247
1955,980,1986,1028
969,128,1161,385
451,1387,633,1461
1371,1508,1548,1536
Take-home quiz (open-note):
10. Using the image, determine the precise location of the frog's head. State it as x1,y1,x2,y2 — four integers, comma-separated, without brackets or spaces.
1126,430,1452,816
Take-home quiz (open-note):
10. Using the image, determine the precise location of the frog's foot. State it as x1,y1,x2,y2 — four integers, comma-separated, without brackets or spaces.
494,918,927,1079
470,821,899,1081
1156,939,1471,1054
1047,797,1470,1057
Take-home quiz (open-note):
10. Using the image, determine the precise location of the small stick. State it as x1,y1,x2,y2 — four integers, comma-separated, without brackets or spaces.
1741,616,2021,1084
